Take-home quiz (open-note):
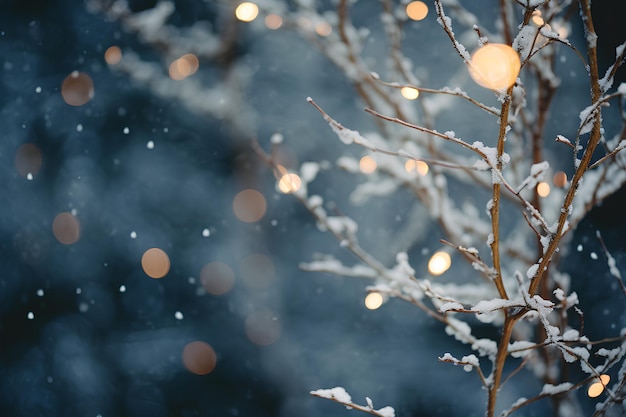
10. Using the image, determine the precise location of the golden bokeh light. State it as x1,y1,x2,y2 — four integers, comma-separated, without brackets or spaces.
61,71,94,106
141,247,170,279
531,10,544,26
200,261,235,295
364,292,384,310
468,44,520,90
169,54,199,81
245,310,281,346
104,46,122,65
553,171,568,187
428,251,451,276
265,14,283,29
52,212,80,245
588,374,610,398
182,341,217,375
233,189,267,223
235,2,259,22
278,172,302,194
359,156,377,174
406,1,429,21
401,86,419,100
315,22,332,37
15,143,42,178
239,253,275,289
537,181,551,197
405,159,429,176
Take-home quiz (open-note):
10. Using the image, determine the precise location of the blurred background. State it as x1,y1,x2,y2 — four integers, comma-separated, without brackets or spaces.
0,1,624,416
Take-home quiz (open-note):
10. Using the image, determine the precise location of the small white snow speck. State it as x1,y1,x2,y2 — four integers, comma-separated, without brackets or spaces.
146,141,154,149
271,219,278,226
27,173,33,180
130,231,137,239
35,86,41,93
577,244,583,252
27,312,34,320
76,288,82,294
36,289,44,296
163,127,169,133
590,252,598,260
47,376,53,383
79,302,89,312
188,277,196,284
119,285,126,293
71,208,78,216
174,311,184,320
76,124,83,132
123,127,129,134
202,228,210,237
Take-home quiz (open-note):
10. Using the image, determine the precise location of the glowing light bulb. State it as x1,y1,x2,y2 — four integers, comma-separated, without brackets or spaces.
401,86,419,100
531,10,544,26
265,14,283,29
233,189,267,222
235,2,259,22
182,341,217,375
141,248,170,279
428,251,451,276
537,182,551,197
359,156,377,174
406,1,428,21
364,292,384,310
588,374,610,398
278,172,302,194
553,171,567,187
468,44,520,90
405,160,429,176
52,212,80,245
104,46,122,65
61,71,94,106
315,22,332,37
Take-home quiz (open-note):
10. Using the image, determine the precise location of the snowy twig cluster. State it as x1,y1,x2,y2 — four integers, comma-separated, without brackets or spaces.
252,1,626,416
94,0,626,416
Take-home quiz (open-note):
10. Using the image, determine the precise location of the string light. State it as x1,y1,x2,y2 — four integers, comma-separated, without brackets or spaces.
141,248,170,279
364,292,384,310
315,22,332,37
531,10,545,26
182,341,217,375
278,172,302,194
405,160,429,176
588,374,610,398
400,86,419,100
235,2,259,22
265,14,283,29
61,71,94,106
233,189,267,222
428,251,451,276
537,182,551,197
553,171,567,187
52,212,80,245
468,44,520,90
104,46,122,65
359,156,377,174
406,1,428,21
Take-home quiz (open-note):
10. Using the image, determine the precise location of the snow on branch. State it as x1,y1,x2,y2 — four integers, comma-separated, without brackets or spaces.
310,387,395,417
